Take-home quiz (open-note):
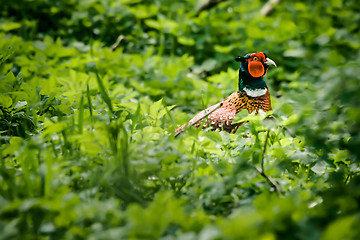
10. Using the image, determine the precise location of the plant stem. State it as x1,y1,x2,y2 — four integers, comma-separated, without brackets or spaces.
261,129,270,173
256,129,281,196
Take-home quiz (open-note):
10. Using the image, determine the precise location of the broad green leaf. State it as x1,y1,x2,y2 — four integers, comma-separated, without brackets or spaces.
283,49,306,58
158,104,175,120
178,36,195,46
149,98,163,120
42,121,68,138
145,19,162,30
0,71,15,93
321,215,359,240
311,161,328,175
33,40,47,51
0,22,21,31
0,94,12,108
214,45,233,53
281,114,299,126
3,136,23,155
128,4,158,19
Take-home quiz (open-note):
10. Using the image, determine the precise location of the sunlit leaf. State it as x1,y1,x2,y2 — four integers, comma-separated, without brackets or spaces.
0,94,12,108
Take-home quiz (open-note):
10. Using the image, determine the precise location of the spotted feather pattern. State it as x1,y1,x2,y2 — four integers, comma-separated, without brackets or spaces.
174,88,271,135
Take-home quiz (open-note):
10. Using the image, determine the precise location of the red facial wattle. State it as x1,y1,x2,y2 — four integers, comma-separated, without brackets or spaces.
248,60,265,78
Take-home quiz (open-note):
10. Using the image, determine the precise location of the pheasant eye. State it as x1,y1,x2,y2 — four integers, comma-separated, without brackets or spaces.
253,56,259,61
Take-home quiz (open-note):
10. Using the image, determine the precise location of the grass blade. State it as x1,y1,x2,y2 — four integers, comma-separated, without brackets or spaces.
86,81,93,117
95,71,113,114
78,95,84,134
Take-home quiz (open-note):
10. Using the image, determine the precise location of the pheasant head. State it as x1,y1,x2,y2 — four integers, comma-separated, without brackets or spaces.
235,52,276,97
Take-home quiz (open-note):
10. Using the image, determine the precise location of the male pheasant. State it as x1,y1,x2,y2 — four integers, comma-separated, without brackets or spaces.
175,52,276,136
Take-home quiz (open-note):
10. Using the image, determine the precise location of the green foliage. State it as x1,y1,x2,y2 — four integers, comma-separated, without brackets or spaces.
1,0,360,239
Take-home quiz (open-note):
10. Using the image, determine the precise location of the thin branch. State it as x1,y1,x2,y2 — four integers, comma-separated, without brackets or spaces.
255,166,281,196
196,0,227,17
255,129,281,196
261,129,270,173
344,175,350,184
344,170,360,184
260,0,282,16
110,35,125,52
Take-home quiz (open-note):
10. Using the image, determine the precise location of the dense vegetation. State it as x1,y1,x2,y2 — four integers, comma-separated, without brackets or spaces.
1,0,360,239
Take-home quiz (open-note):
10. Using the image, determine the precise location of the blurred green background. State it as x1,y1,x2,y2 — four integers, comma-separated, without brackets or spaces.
1,0,360,239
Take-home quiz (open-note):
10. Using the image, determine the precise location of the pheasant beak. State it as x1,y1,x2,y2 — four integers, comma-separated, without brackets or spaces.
264,58,277,67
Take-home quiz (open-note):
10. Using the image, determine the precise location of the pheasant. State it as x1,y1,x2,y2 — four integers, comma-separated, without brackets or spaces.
175,52,276,136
